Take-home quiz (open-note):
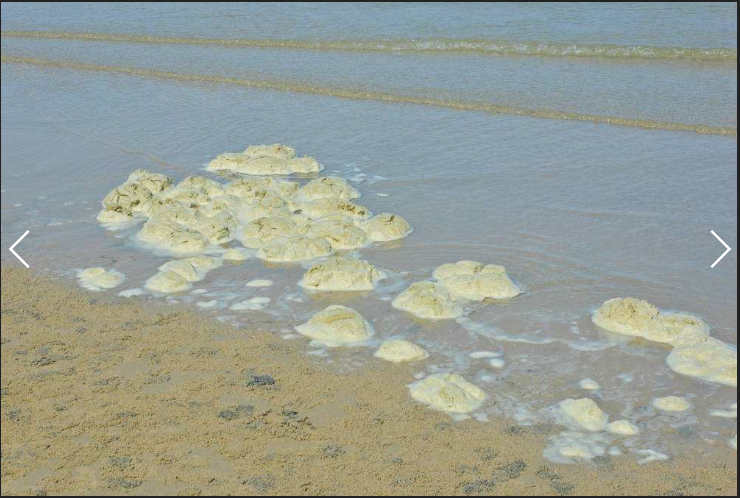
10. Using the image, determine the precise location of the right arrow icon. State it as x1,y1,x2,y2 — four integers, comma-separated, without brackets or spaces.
710,230,732,269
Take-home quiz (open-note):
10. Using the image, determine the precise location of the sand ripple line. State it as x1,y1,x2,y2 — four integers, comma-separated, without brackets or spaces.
1,55,736,137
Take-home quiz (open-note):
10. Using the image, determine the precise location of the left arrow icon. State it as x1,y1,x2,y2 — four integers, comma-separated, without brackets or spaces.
9,230,30,268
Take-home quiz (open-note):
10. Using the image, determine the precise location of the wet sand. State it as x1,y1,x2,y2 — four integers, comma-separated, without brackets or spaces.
1,266,736,496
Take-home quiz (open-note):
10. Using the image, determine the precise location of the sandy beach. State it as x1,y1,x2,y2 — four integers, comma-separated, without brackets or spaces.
1,266,736,496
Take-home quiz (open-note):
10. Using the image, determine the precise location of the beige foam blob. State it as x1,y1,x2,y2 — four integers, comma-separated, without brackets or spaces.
144,270,192,293
297,176,361,201
223,247,251,261
432,261,520,301
299,256,384,292
362,213,412,242
299,199,372,220
242,216,298,248
287,156,322,174
127,169,174,194
137,221,209,254
294,305,374,346
256,235,333,262
666,339,736,387
226,177,298,200
374,340,430,363
606,420,640,436
592,298,710,347
653,396,691,412
101,181,154,216
77,267,126,291
159,255,222,282
176,176,225,197
392,282,463,320
408,373,487,414
244,143,296,160
190,213,236,245
731,435,737,450
96,209,133,224
558,398,609,432
306,218,369,251
578,379,601,390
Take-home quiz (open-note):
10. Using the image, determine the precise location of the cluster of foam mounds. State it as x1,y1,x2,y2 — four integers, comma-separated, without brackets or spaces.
95,144,414,291
392,260,522,320
592,298,736,387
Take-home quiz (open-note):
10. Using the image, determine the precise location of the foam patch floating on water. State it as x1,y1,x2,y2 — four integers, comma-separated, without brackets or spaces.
306,218,370,251
77,267,126,291
360,213,413,242
144,270,192,294
207,144,323,175
299,256,384,292
374,339,430,363
408,373,487,414
433,260,521,301
667,339,737,387
592,298,710,347
297,176,361,201
294,305,374,346
256,235,333,262
392,281,463,320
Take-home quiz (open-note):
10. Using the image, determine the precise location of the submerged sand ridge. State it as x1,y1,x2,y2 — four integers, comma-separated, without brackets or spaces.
72,143,738,467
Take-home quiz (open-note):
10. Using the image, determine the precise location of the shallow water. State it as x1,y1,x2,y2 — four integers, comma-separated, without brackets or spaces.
1,2,737,464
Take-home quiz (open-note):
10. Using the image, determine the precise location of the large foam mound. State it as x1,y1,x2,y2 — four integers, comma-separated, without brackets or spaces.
144,270,192,293
294,305,374,345
666,339,737,387
408,373,487,414
592,298,710,346
374,340,430,363
392,282,463,319
77,267,126,292
242,216,298,248
256,235,333,262
361,213,412,242
297,176,361,201
433,261,520,301
299,256,383,291
306,218,369,250
558,398,609,432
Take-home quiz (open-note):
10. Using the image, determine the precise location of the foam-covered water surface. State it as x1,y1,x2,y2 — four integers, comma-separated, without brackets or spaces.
1,2,736,466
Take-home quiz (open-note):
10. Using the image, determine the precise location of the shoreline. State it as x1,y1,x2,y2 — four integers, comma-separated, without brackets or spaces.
1,265,736,495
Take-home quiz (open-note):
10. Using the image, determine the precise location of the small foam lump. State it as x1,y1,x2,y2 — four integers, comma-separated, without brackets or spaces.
592,298,709,347
256,235,333,262
299,256,384,292
392,282,463,320
374,340,430,363
433,261,521,301
361,213,412,242
294,305,374,346
558,398,609,432
652,396,691,412
408,373,487,414
666,338,736,387
77,267,126,291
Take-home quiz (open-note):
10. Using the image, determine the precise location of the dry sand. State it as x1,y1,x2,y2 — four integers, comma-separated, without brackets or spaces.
1,266,736,495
